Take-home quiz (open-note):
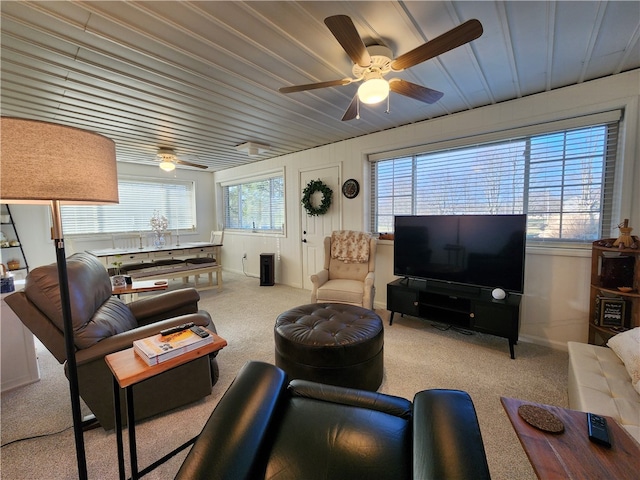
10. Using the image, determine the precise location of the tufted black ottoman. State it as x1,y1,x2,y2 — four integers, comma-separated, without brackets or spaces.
274,303,383,391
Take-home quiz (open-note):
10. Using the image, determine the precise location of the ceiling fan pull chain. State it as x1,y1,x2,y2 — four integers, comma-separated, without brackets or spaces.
356,96,361,120
386,94,390,114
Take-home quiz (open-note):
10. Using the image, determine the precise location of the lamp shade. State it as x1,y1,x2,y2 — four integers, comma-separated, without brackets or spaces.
1,117,118,204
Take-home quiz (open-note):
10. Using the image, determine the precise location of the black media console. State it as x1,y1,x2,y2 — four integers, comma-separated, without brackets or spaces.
387,278,521,359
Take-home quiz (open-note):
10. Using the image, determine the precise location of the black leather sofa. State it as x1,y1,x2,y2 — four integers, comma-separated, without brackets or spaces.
177,361,491,480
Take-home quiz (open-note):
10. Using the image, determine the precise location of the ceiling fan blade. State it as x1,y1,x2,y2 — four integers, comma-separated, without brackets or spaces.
175,159,208,169
341,95,358,121
389,79,444,104
391,19,483,71
279,78,351,94
324,15,371,68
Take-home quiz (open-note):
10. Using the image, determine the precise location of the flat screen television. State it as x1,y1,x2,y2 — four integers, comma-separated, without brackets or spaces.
394,214,527,293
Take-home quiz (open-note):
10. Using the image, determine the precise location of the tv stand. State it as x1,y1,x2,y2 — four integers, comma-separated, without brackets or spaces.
387,278,521,359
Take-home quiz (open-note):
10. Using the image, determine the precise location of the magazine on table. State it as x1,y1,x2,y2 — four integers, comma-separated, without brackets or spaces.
133,327,213,366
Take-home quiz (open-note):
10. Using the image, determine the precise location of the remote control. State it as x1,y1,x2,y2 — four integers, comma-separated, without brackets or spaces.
587,413,611,448
160,322,195,336
190,325,210,338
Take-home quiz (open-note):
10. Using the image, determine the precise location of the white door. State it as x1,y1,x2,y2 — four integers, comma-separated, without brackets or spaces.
300,165,341,291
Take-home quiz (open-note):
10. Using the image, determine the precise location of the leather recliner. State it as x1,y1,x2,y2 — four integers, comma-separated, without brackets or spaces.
176,361,491,480
5,252,219,430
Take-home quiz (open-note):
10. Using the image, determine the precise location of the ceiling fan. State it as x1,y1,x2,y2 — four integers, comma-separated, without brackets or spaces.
156,148,208,171
279,15,483,121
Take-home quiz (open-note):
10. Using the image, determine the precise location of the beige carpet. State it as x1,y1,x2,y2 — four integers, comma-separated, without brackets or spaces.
1,271,568,479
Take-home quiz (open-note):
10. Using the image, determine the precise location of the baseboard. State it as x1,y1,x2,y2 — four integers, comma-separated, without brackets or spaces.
224,267,258,278
517,334,568,352
375,306,570,352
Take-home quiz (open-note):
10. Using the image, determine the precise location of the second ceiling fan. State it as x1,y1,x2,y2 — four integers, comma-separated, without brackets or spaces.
157,148,208,171
279,15,483,121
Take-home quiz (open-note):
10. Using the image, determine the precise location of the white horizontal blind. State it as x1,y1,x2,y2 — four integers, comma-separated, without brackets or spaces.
371,113,620,243
61,177,196,235
527,123,618,242
368,110,622,162
223,174,284,233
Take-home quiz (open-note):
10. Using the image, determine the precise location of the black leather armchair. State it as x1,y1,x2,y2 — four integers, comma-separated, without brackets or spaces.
177,361,491,480
5,252,219,430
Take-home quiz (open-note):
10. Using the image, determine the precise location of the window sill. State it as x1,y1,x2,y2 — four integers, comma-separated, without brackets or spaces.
225,229,285,237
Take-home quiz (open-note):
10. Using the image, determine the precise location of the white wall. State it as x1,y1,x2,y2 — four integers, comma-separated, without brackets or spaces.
12,70,638,350
214,70,640,350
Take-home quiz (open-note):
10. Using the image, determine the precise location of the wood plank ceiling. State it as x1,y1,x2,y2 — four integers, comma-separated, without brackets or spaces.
1,1,639,172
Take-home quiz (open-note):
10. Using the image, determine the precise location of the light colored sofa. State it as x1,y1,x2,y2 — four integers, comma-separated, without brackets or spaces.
568,336,640,444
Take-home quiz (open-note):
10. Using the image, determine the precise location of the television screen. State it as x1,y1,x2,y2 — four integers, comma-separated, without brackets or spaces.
394,214,526,293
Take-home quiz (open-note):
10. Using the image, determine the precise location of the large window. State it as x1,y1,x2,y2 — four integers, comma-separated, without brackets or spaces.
223,173,284,233
371,112,620,244
61,177,196,235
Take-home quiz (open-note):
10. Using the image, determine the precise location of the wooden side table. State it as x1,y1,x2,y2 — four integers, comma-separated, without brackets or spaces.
501,397,639,479
105,331,227,480
111,278,169,301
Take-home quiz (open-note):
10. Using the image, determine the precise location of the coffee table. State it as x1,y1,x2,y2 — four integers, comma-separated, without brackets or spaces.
105,331,227,480
501,397,639,479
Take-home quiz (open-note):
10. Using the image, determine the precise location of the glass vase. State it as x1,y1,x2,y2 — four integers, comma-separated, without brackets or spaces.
153,232,166,248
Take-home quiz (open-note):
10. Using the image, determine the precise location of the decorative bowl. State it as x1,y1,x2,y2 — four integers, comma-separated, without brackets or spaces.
7,259,20,270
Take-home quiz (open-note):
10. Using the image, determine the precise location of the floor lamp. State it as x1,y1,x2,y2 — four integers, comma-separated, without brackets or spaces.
1,117,118,479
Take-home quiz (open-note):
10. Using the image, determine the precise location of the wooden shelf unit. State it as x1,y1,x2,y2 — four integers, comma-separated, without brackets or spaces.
0,204,29,280
588,239,640,346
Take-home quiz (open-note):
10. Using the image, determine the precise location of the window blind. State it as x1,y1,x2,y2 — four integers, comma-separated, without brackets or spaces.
61,177,196,235
370,111,621,243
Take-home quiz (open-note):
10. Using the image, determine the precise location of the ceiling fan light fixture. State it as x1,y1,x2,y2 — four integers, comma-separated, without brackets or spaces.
157,148,177,171
358,78,389,104
159,160,176,172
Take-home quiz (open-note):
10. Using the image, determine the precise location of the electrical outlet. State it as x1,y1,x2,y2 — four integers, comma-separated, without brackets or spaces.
243,252,247,259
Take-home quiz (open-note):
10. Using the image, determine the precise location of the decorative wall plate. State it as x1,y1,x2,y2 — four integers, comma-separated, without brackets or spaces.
342,179,360,199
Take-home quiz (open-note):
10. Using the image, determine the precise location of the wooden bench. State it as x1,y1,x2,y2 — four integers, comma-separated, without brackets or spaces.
128,263,222,291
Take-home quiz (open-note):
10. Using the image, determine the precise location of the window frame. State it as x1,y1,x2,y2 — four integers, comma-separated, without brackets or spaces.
369,110,621,247
221,169,286,235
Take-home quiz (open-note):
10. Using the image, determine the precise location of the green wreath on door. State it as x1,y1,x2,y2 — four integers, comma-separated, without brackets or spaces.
301,179,332,216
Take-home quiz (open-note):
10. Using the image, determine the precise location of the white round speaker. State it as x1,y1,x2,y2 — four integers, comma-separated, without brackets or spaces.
492,288,506,300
